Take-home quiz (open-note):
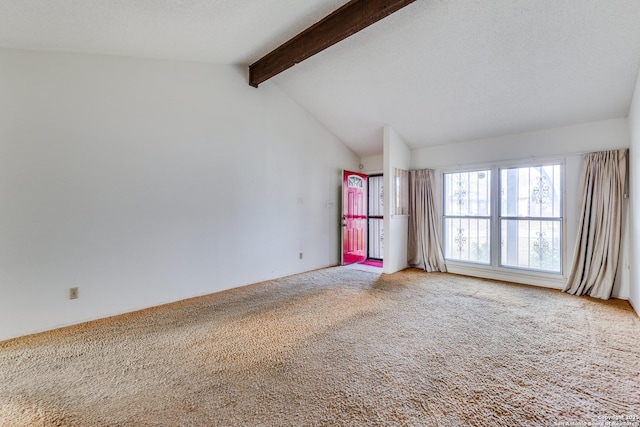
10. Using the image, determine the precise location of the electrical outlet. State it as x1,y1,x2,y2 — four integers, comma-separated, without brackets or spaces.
69,287,78,300
299,252,303,260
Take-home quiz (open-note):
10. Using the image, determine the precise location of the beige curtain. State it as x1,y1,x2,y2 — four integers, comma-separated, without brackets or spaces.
564,149,628,300
408,169,447,272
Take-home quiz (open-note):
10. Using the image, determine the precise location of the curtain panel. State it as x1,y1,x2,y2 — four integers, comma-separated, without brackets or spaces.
564,149,628,300
408,169,447,272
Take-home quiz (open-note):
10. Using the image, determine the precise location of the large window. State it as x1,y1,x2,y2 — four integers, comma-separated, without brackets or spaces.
500,165,562,272
443,170,491,264
443,162,563,274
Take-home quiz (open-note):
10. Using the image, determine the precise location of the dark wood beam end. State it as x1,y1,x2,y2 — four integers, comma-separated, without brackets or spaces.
249,0,416,87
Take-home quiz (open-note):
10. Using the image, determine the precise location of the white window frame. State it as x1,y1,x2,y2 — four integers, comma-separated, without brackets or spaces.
441,158,567,286
442,168,492,266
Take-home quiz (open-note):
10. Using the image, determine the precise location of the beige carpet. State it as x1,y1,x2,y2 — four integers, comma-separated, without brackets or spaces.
1,267,639,426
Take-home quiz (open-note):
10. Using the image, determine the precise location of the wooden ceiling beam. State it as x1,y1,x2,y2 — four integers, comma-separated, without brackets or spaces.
249,0,416,88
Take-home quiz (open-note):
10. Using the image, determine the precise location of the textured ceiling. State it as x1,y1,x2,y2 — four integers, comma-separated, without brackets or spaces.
0,0,347,64
2,0,640,157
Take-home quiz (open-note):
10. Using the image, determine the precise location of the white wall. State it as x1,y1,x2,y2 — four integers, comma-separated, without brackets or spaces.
411,119,631,297
629,69,640,314
360,154,383,174
383,126,410,274
411,118,629,168
0,48,359,341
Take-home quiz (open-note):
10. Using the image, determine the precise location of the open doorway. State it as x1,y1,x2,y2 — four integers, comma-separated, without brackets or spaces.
365,174,383,267
342,170,368,265
341,170,384,268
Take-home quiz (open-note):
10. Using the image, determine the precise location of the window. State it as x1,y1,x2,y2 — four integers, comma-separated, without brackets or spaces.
392,167,409,215
443,170,491,264
500,165,562,272
348,175,364,188
443,162,563,274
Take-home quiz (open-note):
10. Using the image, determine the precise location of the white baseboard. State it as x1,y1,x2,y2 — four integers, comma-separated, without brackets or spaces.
445,264,566,290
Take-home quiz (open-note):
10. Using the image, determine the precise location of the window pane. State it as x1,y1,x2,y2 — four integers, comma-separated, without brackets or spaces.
444,170,491,216
368,218,383,259
393,168,409,215
444,218,490,264
368,175,384,217
501,219,561,272
501,165,561,218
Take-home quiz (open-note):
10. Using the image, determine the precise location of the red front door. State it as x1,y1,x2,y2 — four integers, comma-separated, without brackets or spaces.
342,170,368,265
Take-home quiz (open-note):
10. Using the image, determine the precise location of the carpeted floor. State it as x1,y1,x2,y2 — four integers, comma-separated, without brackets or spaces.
1,267,639,426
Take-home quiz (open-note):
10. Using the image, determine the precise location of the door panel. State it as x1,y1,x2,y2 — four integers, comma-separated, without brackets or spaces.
342,170,368,265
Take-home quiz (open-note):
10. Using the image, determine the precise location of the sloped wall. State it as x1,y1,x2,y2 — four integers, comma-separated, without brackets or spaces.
0,49,358,341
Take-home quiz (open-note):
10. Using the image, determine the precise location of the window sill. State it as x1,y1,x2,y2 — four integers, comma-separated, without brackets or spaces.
445,262,567,290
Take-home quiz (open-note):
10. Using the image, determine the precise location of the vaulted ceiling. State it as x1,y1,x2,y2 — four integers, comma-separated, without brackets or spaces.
2,0,640,157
